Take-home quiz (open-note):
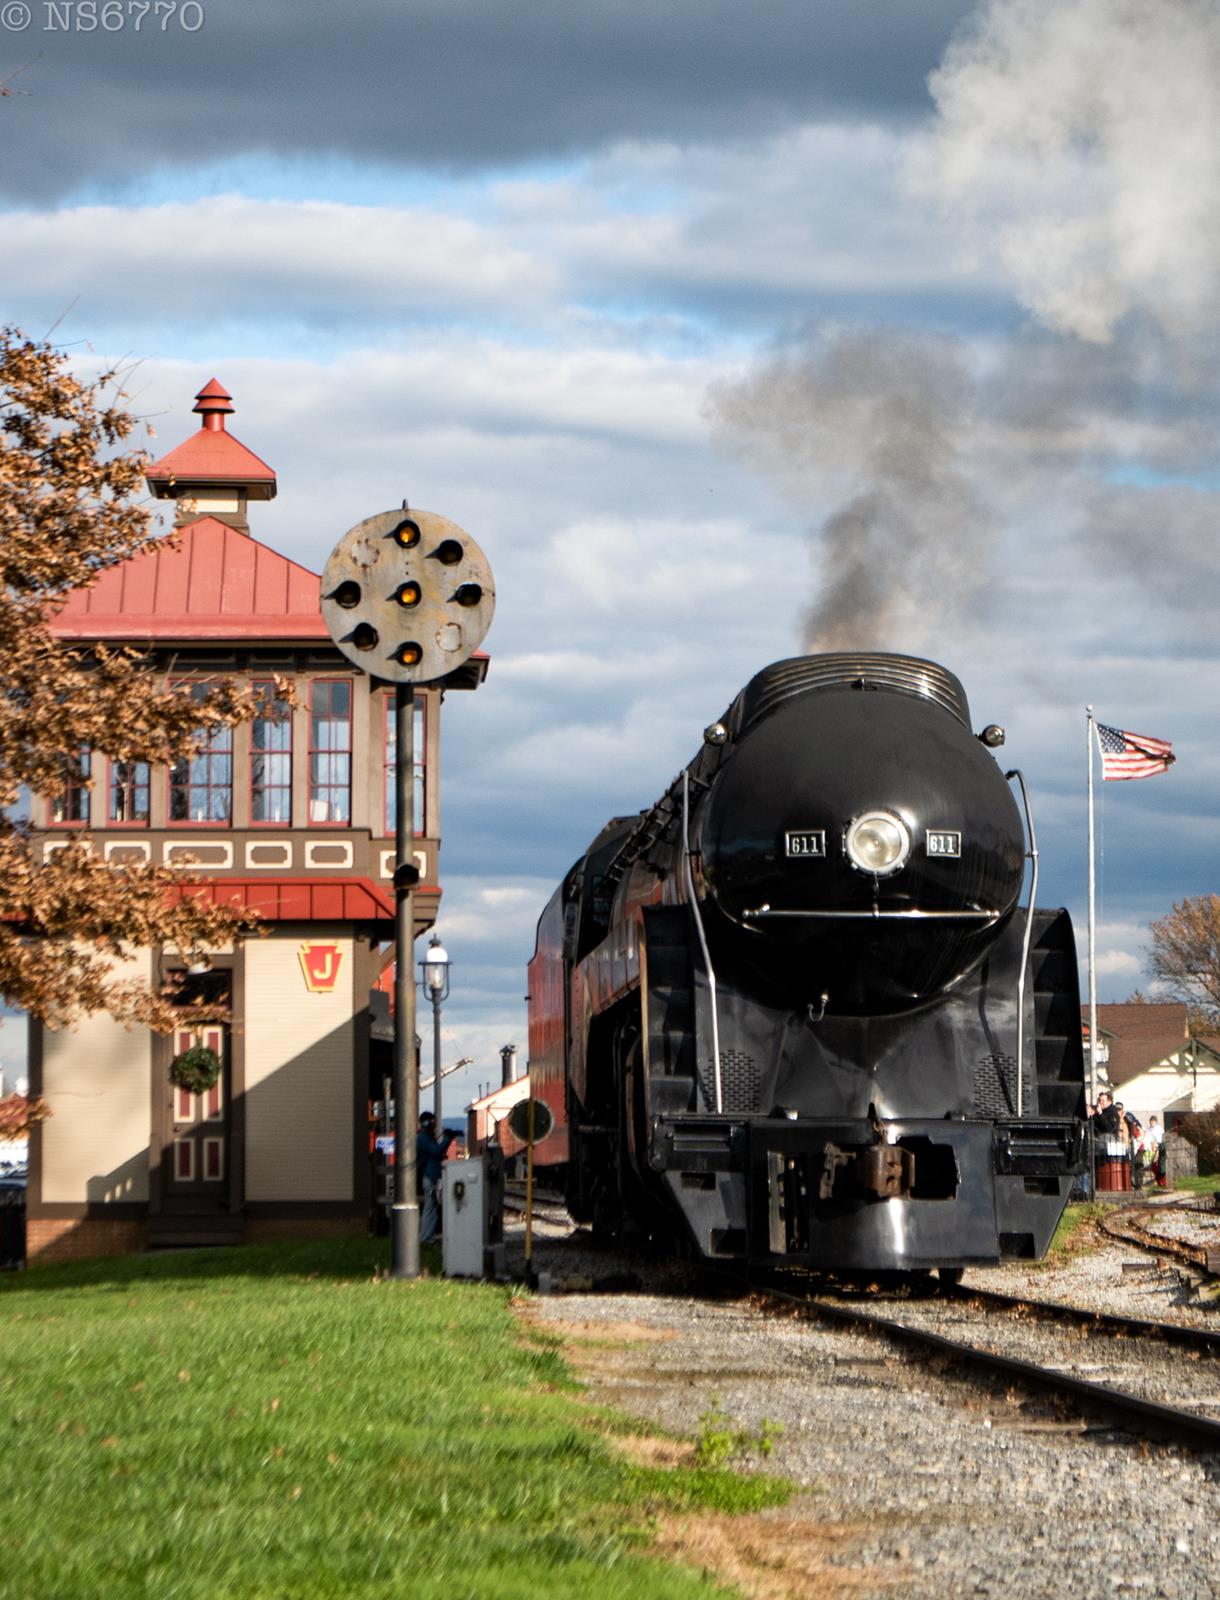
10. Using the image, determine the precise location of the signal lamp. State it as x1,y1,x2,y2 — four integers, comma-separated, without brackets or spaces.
350,623,378,652
845,810,911,877
394,581,422,607
391,518,422,548
393,641,423,666
980,725,1006,748
332,581,361,609
433,539,463,565
453,583,482,607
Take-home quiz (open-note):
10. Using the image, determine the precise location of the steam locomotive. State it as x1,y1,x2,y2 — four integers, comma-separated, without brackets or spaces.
526,654,1086,1273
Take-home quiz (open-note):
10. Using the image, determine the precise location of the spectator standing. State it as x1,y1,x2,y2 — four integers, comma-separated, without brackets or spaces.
1145,1114,1166,1188
417,1110,455,1245
1094,1092,1120,1137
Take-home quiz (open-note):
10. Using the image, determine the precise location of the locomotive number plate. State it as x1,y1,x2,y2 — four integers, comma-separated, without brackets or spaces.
785,830,826,858
926,830,962,857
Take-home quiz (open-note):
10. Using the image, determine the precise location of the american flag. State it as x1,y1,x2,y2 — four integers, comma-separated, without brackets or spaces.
1096,723,1175,781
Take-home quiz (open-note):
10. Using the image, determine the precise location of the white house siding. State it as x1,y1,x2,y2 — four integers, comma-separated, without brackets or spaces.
40,948,152,1204
1114,1051,1220,1125
243,927,355,1201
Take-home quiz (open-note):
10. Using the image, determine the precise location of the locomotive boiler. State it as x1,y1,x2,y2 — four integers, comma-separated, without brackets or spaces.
527,653,1086,1274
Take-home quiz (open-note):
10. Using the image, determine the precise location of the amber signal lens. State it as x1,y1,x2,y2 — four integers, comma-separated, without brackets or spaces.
394,582,421,607
394,642,423,666
392,518,422,548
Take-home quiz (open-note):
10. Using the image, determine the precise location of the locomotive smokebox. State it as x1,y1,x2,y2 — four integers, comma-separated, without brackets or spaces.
697,656,1026,1014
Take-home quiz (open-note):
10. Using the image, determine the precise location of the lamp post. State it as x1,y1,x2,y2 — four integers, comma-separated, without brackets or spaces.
421,936,451,1141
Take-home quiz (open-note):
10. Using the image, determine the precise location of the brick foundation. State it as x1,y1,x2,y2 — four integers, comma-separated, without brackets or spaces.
27,1217,146,1264
25,1213,368,1264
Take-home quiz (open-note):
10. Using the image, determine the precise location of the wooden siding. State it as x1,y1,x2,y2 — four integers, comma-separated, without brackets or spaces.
40,951,153,1205
243,928,356,1202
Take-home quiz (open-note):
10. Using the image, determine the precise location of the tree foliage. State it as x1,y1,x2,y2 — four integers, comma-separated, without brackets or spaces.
1147,893,1220,1030
0,327,264,1030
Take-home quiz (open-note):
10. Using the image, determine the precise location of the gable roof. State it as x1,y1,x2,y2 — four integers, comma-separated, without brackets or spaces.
50,517,328,642
1083,1002,1190,1085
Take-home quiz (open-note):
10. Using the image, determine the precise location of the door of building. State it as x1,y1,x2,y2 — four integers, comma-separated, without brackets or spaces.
166,1020,230,1201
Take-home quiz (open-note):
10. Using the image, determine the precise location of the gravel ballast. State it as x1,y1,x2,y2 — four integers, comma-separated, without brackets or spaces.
508,1215,1220,1600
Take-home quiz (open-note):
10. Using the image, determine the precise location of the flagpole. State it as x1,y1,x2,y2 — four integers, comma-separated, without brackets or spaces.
1086,705,1098,1107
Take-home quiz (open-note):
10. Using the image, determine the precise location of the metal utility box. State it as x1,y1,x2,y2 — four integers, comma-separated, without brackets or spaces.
442,1149,505,1279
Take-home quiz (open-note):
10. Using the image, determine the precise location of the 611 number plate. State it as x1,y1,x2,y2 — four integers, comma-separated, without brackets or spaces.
785,830,826,857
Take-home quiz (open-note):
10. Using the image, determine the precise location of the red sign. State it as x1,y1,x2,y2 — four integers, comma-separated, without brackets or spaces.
299,943,343,993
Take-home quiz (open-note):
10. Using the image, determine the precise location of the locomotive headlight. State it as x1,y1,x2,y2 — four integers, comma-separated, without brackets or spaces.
845,810,912,877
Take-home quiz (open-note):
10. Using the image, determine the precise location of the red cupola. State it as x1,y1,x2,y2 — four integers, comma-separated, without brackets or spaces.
145,379,277,532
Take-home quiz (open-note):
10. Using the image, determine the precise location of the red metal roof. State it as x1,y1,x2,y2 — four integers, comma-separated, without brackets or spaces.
146,430,277,489
170,876,408,925
146,379,275,490
50,517,330,642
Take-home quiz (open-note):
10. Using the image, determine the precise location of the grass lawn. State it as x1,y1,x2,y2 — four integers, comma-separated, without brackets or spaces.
1045,1201,1108,1259
1172,1173,1220,1196
1,1241,786,1599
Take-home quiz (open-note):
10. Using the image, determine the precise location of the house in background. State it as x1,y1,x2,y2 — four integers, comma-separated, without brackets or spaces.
1084,1002,1220,1130
26,380,487,1262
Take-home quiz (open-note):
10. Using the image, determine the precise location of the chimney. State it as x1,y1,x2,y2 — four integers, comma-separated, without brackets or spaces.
499,1044,518,1088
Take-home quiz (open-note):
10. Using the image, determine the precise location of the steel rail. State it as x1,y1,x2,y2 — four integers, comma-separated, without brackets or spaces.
1098,1200,1220,1277
756,1283,1220,1454
942,1281,1220,1357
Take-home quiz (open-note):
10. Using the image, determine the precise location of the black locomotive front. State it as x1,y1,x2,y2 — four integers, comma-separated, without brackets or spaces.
698,656,1026,1013
541,653,1086,1275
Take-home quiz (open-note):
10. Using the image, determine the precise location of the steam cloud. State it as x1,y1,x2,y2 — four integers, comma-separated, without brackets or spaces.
708,332,988,654
914,0,1220,344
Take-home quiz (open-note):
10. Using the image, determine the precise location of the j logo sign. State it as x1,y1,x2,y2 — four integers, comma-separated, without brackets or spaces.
299,943,343,994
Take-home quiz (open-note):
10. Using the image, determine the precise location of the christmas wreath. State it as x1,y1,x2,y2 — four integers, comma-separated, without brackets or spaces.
169,1044,221,1096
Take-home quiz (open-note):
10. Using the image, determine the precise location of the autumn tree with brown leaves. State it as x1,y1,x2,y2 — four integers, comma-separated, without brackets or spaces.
0,327,264,1060
1148,893,1220,1030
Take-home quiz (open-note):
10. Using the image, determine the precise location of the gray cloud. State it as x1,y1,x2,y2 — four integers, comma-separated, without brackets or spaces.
0,0,972,200
707,330,989,653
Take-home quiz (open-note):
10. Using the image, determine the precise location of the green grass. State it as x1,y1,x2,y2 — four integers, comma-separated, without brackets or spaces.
1173,1173,1220,1195
1044,1201,1107,1260
0,1241,787,1599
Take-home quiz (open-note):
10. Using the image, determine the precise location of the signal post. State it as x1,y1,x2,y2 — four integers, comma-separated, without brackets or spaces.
322,507,495,1278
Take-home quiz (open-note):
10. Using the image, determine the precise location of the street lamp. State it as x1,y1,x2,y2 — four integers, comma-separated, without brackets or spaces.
421,936,451,1142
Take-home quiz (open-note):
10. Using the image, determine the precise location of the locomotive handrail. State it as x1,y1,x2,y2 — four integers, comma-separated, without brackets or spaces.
682,769,723,1114
1006,767,1039,1119
740,905,1002,921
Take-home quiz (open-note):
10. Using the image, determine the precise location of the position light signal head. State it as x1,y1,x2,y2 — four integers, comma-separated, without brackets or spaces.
433,539,463,565
453,582,482,608
332,580,362,609
391,518,421,549
393,641,423,667
350,623,379,652
394,581,422,608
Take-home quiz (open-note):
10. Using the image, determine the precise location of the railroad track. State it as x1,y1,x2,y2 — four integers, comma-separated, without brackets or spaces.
500,1181,1220,1450
1097,1197,1220,1277
751,1277,1220,1454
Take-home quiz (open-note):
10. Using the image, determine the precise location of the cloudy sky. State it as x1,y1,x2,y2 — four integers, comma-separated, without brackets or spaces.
3,0,1217,1108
